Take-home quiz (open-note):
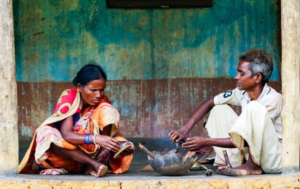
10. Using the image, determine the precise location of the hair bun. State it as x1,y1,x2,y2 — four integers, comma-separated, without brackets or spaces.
72,76,78,86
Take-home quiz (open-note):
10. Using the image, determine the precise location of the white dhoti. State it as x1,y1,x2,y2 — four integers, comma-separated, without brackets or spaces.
206,101,282,173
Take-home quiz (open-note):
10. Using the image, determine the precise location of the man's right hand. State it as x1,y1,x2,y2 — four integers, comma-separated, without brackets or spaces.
169,128,189,142
168,99,214,143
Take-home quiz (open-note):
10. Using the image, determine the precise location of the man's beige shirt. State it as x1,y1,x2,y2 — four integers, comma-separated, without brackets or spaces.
213,84,282,141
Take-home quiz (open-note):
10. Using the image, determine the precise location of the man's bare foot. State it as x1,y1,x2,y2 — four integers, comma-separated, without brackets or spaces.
217,156,262,176
85,162,108,177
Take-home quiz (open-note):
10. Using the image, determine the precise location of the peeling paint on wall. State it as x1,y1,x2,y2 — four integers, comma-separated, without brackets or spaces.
20,122,33,137
17,79,281,139
13,0,281,139
14,0,280,82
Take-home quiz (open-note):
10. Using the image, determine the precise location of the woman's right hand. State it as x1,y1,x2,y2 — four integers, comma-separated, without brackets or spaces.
96,135,120,153
169,128,189,142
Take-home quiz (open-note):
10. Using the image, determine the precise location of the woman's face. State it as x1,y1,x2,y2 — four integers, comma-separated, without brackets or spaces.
77,78,106,106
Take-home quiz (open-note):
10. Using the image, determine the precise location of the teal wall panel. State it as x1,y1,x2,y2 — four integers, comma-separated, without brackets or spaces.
14,0,280,82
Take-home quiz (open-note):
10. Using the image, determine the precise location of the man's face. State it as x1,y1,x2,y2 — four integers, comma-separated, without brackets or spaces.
234,60,257,90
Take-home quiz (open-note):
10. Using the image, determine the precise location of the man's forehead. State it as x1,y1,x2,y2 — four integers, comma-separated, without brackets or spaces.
237,60,251,70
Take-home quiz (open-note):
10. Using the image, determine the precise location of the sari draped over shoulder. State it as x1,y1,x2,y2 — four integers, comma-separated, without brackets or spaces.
18,88,133,175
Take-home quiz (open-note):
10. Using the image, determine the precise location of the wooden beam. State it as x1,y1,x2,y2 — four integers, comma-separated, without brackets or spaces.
106,0,213,9
281,0,300,174
0,0,19,176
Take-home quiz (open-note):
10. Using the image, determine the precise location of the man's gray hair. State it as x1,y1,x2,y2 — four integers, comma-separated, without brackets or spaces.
239,49,273,84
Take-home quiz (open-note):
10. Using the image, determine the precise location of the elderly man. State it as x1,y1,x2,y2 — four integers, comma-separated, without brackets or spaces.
169,49,282,176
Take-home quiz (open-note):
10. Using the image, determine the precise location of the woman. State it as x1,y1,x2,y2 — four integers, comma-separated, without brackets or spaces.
19,64,134,177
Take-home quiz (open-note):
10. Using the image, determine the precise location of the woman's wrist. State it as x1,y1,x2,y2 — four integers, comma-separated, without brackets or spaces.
92,134,98,145
95,134,102,145
83,134,93,144
89,134,93,144
83,134,99,145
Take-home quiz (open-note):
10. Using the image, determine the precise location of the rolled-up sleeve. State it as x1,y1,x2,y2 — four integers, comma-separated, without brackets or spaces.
213,88,242,106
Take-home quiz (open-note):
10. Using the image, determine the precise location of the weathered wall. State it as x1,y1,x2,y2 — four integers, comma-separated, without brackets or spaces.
17,80,281,139
13,0,281,139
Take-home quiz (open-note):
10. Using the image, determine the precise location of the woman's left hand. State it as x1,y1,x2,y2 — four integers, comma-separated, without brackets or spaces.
96,135,120,153
120,141,135,155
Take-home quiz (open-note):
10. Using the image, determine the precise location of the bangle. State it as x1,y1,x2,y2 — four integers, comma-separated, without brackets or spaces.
92,134,98,145
84,134,92,144
121,141,133,147
88,134,93,144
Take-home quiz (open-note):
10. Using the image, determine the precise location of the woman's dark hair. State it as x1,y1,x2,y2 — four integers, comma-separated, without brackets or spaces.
72,62,107,87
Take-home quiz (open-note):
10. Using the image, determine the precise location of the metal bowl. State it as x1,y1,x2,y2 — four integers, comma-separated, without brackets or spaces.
148,151,196,176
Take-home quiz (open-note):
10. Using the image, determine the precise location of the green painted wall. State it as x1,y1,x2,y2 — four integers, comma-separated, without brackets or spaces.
14,0,280,82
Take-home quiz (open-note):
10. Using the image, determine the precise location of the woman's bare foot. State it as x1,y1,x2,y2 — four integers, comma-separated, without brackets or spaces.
85,161,108,177
217,156,262,176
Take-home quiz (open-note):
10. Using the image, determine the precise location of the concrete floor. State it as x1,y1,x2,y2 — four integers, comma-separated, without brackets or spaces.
0,138,297,189
12,169,287,182
15,138,285,181
17,138,218,179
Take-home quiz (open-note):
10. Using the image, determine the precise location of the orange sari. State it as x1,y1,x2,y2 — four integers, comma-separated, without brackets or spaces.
19,88,133,175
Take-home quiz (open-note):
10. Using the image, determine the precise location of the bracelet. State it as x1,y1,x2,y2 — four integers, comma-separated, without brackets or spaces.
84,134,92,144
88,134,93,144
121,141,133,147
92,134,98,145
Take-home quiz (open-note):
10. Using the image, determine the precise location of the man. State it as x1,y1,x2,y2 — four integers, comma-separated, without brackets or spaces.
169,49,282,175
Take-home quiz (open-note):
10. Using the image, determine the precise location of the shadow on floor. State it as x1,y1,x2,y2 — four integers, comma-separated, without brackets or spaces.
19,137,216,178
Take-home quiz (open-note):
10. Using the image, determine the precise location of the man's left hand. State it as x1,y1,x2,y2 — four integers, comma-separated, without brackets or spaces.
182,136,208,151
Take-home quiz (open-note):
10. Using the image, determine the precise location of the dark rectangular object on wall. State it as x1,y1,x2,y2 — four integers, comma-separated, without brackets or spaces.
106,0,213,8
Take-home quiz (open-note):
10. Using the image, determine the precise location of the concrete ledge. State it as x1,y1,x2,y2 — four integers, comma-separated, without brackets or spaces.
1,173,299,189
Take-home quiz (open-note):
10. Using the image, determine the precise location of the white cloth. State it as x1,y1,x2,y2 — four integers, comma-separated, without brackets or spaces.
205,105,243,168
213,84,282,140
206,103,282,173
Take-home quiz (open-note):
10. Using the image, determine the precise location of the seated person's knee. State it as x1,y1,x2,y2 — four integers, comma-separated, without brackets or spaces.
245,101,267,114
